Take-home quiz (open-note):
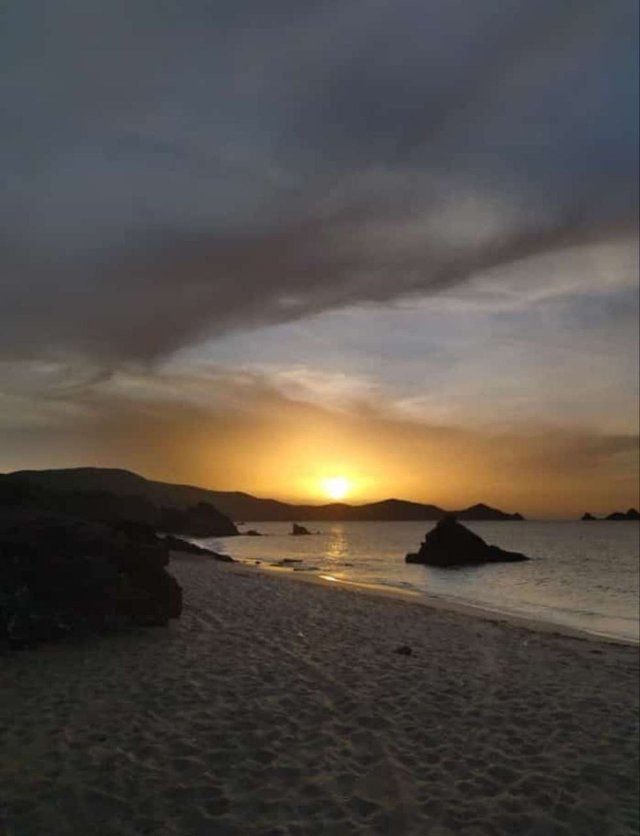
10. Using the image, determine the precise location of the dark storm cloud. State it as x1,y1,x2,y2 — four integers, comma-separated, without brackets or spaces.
1,0,637,362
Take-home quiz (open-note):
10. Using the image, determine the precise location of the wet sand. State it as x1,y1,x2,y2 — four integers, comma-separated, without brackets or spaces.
1,556,638,835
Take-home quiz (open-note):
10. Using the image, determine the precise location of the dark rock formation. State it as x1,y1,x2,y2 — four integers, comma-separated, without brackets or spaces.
163,535,234,562
405,516,529,567
158,502,238,537
291,523,311,536
605,508,640,521
244,529,262,536
581,512,597,521
0,514,182,648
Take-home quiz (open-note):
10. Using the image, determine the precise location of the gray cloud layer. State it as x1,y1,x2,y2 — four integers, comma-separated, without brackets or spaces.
1,0,637,363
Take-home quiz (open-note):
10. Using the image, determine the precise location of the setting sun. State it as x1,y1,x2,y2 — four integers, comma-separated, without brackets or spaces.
321,476,351,501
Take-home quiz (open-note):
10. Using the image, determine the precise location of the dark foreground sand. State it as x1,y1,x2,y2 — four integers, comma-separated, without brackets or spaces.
1,557,638,836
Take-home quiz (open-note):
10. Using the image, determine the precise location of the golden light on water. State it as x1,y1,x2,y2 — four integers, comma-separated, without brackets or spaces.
320,475,352,500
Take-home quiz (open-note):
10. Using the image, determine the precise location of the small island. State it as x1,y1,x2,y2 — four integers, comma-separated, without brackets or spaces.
406,516,530,567
580,508,639,521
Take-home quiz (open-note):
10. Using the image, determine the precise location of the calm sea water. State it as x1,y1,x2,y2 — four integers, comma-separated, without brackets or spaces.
199,521,640,643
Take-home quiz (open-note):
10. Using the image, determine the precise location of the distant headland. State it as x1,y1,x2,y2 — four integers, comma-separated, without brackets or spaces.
581,509,640,521
2,467,524,523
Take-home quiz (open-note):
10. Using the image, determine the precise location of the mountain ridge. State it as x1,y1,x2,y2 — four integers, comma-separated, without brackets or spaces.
5,467,525,522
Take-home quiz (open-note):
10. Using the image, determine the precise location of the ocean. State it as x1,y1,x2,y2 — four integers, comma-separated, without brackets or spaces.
199,521,640,643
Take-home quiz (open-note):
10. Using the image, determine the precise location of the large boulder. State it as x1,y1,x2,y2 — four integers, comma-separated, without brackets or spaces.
0,514,182,648
159,502,238,537
405,516,529,567
164,535,234,562
291,523,311,536
581,512,596,521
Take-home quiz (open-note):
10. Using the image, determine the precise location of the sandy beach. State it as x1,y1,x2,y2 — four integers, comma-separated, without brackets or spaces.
1,556,638,836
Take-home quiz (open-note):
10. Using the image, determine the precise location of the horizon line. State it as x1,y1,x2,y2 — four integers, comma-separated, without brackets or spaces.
5,464,638,520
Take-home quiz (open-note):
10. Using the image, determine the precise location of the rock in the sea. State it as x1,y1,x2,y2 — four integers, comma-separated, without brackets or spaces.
245,529,262,536
580,509,639,521
581,512,597,521
291,523,311,536
605,508,640,521
0,514,182,648
405,516,529,567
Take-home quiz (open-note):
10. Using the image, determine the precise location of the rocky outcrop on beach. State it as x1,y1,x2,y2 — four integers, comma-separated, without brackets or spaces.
158,502,238,537
0,514,182,648
405,516,530,567
163,535,234,562
291,523,312,535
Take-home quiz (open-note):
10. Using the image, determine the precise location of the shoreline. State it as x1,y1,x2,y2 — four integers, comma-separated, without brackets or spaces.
209,518,640,648
237,559,640,648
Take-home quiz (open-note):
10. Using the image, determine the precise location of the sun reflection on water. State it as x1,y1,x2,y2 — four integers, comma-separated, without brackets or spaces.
325,525,348,562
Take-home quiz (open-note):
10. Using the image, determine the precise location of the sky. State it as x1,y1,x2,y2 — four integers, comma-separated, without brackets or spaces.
1,0,638,517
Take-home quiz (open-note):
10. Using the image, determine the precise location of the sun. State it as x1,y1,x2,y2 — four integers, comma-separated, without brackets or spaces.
321,476,351,501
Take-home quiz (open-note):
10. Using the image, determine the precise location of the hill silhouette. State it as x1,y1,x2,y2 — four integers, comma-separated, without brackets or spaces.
5,468,524,522
0,470,238,537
